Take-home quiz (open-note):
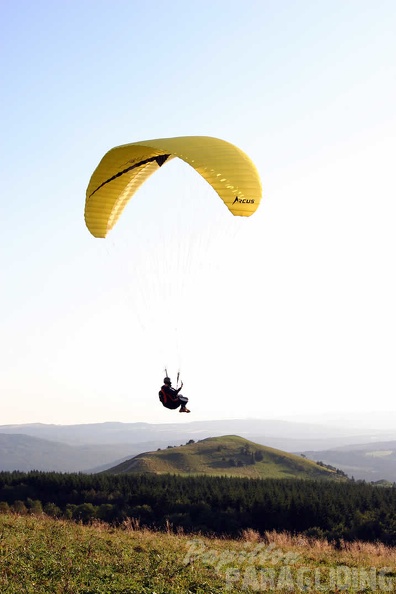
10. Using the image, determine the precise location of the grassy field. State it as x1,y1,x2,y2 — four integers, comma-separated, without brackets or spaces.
1,514,395,593
107,435,344,480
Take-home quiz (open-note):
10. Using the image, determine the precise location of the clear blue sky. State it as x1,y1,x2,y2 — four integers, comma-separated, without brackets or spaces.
1,0,395,425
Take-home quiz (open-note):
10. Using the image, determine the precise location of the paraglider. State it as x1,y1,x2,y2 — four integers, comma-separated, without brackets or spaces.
85,135,262,238
85,135,262,414
159,376,190,413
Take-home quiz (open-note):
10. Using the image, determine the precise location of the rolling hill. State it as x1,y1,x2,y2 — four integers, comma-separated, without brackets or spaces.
2,420,395,476
105,435,347,480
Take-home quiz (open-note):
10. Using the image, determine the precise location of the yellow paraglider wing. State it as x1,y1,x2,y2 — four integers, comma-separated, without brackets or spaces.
85,136,262,238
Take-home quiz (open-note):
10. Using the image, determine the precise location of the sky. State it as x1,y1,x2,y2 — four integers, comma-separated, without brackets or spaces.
1,0,395,426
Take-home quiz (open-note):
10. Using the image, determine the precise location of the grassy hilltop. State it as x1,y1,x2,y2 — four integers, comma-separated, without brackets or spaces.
105,435,346,480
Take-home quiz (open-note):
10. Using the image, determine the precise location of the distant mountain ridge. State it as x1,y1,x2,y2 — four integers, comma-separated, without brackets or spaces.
2,418,394,447
105,435,347,480
1,419,396,476
0,433,141,473
304,441,396,482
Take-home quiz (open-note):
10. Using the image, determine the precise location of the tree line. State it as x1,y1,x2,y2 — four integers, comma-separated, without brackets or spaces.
0,471,395,544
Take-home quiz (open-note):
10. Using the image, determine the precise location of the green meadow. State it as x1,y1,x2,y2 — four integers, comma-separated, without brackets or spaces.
1,513,395,593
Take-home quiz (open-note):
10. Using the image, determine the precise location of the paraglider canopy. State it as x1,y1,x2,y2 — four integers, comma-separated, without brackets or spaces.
85,135,262,238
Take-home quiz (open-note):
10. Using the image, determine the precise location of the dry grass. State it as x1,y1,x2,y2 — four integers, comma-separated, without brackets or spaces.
1,513,395,593
257,529,396,569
